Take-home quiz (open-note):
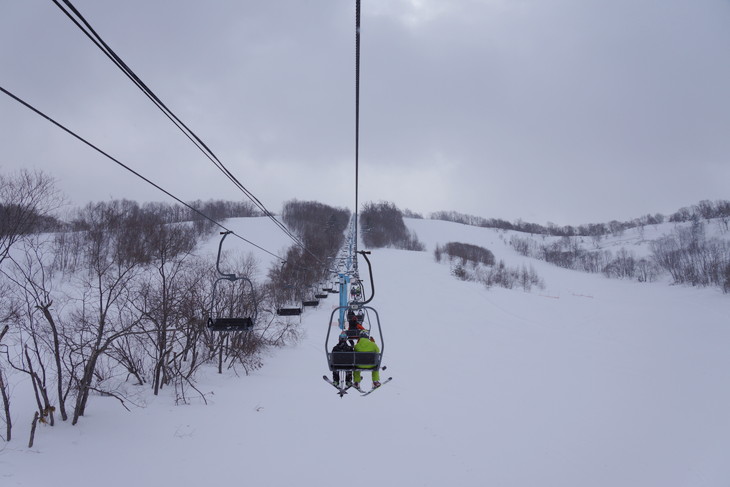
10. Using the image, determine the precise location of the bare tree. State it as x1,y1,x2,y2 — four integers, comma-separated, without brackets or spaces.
0,325,11,441
0,170,61,267
65,202,146,425
1,236,70,421
131,224,198,395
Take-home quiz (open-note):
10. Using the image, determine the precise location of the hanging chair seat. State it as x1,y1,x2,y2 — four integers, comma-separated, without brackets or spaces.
208,317,254,331
302,300,319,307
327,351,381,370
277,307,302,316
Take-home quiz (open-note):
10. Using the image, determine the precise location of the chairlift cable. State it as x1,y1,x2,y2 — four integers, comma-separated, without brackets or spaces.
0,84,283,262
324,2,390,396
51,0,325,266
354,0,361,256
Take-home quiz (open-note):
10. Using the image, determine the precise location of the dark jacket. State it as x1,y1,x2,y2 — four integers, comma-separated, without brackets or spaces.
332,340,353,353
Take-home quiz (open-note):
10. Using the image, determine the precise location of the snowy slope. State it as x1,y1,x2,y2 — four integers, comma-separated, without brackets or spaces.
2,217,730,487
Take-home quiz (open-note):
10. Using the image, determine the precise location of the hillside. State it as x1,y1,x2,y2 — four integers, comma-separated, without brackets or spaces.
2,217,730,487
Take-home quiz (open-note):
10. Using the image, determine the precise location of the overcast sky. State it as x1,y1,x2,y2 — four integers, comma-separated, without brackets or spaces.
1,0,729,226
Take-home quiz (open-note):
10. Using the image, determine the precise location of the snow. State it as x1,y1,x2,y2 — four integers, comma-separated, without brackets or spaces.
2,217,730,486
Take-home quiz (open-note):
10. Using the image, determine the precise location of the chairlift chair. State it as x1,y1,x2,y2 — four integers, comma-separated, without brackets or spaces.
312,284,328,300
275,287,302,315
207,232,257,332
325,305,383,372
276,305,302,316
314,287,329,299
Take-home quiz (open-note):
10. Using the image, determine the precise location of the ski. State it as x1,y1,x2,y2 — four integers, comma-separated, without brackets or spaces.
359,377,393,396
322,375,352,397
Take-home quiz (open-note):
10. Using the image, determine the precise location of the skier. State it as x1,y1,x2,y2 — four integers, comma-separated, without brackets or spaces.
353,330,380,389
346,309,359,327
350,285,362,300
331,332,353,387
346,309,364,346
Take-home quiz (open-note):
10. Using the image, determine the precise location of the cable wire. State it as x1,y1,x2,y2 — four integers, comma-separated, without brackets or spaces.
51,0,323,265
0,84,283,262
354,0,361,255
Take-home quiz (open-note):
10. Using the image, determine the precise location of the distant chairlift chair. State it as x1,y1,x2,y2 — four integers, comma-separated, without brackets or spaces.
207,232,257,332
276,291,303,316
314,283,329,300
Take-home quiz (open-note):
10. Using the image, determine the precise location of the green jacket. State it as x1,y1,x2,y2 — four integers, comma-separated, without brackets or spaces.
354,337,380,353
353,337,380,379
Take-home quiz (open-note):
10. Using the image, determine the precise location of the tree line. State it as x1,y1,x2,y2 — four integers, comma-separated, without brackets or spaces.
431,199,730,238
509,235,660,282
509,220,730,291
267,200,351,306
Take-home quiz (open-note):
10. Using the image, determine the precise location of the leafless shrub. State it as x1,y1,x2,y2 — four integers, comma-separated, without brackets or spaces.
651,221,730,288
435,242,495,266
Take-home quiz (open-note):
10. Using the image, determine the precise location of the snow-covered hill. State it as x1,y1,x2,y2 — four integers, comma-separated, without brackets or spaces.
3,217,730,487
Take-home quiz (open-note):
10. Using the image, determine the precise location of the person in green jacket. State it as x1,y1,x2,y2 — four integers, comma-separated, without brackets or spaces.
353,330,381,389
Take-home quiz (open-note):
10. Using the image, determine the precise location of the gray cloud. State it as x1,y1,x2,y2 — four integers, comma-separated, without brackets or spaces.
1,0,728,226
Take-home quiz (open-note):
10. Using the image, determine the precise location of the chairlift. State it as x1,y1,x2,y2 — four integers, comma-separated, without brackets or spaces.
207,232,257,332
276,305,302,316
314,283,329,299
349,280,364,303
274,265,304,316
326,250,384,369
325,305,383,372
302,284,321,307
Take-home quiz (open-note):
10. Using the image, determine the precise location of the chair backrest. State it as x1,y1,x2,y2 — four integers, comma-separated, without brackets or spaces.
208,317,254,331
277,307,302,316
328,351,379,369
